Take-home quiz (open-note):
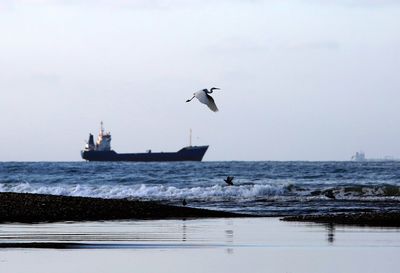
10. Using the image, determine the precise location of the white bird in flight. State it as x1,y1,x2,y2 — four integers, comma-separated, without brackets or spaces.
186,87,220,112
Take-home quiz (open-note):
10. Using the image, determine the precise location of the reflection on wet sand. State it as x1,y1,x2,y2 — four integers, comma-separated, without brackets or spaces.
326,223,335,244
225,230,234,254
225,219,234,254
182,221,186,242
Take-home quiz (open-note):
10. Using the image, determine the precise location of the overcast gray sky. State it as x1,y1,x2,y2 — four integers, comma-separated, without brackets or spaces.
0,0,399,161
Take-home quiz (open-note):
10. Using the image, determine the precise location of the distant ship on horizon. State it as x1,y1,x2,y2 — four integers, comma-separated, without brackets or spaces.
81,122,208,162
351,151,398,162
351,151,366,161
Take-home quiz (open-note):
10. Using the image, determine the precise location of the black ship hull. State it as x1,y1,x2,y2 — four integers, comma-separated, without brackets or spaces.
81,146,208,162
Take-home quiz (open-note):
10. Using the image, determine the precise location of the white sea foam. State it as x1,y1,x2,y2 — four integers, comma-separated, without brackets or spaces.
0,182,288,201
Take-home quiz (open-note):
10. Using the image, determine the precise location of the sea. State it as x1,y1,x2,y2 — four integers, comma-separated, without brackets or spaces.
1,161,399,216
1,161,400,273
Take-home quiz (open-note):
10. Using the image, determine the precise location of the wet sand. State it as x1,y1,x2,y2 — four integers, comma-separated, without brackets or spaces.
1,218,399,273
0,192,243,223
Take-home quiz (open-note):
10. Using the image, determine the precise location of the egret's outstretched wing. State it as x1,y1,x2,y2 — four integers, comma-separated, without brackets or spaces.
194,90,208,104
206,94,219,112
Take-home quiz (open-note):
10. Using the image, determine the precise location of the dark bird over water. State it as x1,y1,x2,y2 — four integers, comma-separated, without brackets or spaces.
324,190,336,200
182,199,187,206
224,176,234,186
186,87,220,112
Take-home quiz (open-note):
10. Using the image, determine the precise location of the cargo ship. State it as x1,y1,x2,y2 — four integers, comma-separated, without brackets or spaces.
81,122,208,162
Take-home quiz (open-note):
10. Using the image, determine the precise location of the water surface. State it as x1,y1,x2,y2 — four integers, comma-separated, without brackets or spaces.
1,161,399,215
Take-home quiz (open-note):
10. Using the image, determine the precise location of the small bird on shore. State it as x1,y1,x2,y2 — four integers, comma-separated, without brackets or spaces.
182,199,187,206
186,87,220,112
224,176,234,186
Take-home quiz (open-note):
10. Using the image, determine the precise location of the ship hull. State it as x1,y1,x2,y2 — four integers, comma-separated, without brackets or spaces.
81,146,208,162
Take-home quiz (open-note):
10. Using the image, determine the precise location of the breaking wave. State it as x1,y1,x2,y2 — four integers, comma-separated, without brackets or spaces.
1,182,399,202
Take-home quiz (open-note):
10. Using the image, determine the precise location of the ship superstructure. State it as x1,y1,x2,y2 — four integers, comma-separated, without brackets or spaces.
351,151,366,161
85,122,111,152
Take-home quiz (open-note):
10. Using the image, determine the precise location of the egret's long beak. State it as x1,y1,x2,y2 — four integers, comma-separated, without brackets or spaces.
186,95,195,102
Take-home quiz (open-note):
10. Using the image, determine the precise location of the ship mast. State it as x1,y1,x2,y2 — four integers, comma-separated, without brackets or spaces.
189,128,192,147
100,121,104,136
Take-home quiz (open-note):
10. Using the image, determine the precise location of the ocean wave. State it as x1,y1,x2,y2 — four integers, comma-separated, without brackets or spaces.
0,182,399,202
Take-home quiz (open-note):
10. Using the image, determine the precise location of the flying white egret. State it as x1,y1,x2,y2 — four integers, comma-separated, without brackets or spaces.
186,87,220,112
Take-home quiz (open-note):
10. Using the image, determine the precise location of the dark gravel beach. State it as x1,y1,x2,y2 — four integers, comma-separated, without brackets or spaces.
0,192,243,223
1,192,400,226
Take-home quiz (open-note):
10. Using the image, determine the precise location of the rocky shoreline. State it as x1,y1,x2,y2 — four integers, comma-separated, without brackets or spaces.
282,212,400,227
0,192,243,223
1,192,400,227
